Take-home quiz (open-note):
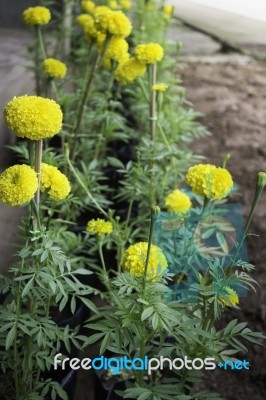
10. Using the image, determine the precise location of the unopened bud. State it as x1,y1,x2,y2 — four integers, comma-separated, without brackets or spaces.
256,172,266,189
152,206,161,215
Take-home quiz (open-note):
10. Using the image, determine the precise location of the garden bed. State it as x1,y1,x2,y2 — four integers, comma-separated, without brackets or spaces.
180,53,266,400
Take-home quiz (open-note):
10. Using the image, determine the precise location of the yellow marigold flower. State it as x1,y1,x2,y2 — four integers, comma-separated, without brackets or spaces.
81,0,95,14
165,189,192,213
43,58,67,79
0,165,37,206
118,0,132,10
94,6,112,32
105,37,129,64
218,287,239,307
4,96,63,141
86,218,113,235
135,43,164,64
152,83,168,92
123,242,167,280
41,163,70,201
186,164,233,200
77,13,94,29
106,10,132,38
22,6,51,26
115,57,146,84
163,5,174,19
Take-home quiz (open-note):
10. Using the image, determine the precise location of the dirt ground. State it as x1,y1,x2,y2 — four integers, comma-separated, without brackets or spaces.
180,53,266,400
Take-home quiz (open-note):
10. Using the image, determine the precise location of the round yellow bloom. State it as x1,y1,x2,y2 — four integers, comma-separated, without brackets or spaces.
163,5,174,19
123,242,167,280
77,13,94,29
43,58,67,79
41,163,71,201
81,0,95,14
94,6,112,32
135,43,164,64
106,11,132,37
218,287,239,307
0,165,37,206
165,189,192,213
185,164,233,200
4,96,63,141
86,219,113,235
118,0,132,10
115,57,146,84
22,6,51,26
105,37,129,64
152,83,168,92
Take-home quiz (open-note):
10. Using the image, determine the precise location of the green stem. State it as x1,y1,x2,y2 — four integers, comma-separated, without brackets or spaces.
32,140,43,230
98,238,112,293
36,26,57,95
158,121,170,149
65,144,108,217
71,51,100,160
150,64,157,141
228,180,265,271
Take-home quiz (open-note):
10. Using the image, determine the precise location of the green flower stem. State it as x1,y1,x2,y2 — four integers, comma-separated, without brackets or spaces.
158,121,171,149
65,144,108,217
34,139,43,214
244,185,265,237
35,26,57,96
143,208,156,290
97,237,112,293
71,51,100,160
137,209,158,383
228,174,266,271
150,63,157,141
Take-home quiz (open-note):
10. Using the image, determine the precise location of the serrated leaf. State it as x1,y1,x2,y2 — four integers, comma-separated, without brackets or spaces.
141,307,154,321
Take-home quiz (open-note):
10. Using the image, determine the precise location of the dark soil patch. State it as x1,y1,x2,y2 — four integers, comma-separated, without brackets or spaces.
181,54,266,400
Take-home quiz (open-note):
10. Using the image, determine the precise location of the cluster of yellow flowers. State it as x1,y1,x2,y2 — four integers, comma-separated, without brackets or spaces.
122,242,168,280
78,3,132,39
86,219,113,235
22,6,51,26
186,164,233,200
4,96,63,141
40,164,71,201
115,42,164,84
43,58,67,79
0,165,38,206
165,189,191,213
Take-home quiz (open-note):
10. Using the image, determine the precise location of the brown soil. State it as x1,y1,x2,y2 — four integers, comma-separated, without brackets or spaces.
181,54,266,400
